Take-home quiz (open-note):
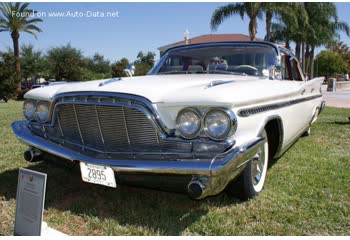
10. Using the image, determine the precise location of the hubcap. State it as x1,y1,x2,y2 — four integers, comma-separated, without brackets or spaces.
251,148,266,187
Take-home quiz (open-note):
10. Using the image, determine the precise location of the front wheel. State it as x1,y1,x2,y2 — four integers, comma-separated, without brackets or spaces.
227,131,269,200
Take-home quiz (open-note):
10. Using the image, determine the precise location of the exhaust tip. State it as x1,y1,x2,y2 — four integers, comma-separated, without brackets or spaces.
24,150,34,162
23,148,42,162
188,181,204,199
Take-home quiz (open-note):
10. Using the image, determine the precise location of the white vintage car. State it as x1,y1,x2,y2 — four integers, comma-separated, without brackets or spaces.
12,42,325,200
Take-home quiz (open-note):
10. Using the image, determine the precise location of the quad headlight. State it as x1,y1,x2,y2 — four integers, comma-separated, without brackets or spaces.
23,99,50,123
204,109,234,140
36,101,50,123
176,108,201,139
176,107,237,141
23,99,36,121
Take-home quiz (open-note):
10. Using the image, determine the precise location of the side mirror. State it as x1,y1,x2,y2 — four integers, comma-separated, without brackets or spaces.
123,64,136,77
265,64,282,80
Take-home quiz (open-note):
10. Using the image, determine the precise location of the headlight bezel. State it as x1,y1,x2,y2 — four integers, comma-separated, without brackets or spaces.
203,108,237,141
176,107,202,139
175,107,237,141
23,99,51,123
22,99,37,121
35,100,50,123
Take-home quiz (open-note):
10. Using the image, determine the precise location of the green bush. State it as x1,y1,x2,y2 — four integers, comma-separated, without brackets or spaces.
0,53,17,98
111,58,129,77
134,51,155,76
315,51,348,79
46,44,86,81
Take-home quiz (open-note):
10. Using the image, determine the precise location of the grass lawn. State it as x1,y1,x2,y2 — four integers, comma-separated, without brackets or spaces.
0,100,349,236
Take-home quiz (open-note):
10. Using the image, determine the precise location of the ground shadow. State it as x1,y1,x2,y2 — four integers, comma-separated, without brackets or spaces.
334,121,350,125
0,159,241,235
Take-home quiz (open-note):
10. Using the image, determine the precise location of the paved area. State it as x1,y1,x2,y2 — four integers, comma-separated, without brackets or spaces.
323,89,350,108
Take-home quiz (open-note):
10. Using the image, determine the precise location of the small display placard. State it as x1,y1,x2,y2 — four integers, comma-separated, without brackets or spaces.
14,168,47,236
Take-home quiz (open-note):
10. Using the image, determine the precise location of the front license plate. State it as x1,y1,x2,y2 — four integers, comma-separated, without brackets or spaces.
80,162,116,188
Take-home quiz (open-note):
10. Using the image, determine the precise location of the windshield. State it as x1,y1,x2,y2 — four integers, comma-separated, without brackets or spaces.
149,43,279,77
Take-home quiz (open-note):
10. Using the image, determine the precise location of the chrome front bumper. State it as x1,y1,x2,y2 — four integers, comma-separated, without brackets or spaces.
12,120,265,199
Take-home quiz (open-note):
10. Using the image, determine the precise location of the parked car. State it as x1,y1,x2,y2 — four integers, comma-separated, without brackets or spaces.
12,42,325,200
0,96,8,103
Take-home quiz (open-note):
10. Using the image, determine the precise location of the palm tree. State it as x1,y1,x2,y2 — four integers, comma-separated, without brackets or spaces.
0,2,42,81
269,3,308,59
262,3,299,42
303,3,349,78
271,3,349,78
210,3,264,40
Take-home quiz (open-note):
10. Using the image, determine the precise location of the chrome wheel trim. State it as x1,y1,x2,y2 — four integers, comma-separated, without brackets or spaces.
251,139,269,192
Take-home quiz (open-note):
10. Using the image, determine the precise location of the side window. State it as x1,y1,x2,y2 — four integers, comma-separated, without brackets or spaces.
281,55,292,80
290,59,303,81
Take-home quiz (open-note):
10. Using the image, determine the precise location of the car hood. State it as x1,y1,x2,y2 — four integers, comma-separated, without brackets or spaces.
25,74,304,107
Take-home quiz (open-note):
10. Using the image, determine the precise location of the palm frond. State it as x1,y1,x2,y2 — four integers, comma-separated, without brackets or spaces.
0,2,43,37
24,24,42,33
26,18,43,24
23,29,38,39
19,2,30,13
333,21,350,36
210,3,245,31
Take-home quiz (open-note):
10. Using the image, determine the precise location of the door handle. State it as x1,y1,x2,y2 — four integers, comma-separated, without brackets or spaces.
301,89,306,95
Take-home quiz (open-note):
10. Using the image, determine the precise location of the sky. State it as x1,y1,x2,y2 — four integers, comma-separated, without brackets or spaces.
1,2,350,62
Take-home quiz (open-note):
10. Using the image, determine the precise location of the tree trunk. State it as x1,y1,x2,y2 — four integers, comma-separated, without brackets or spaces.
249,17,257,41
295,42,301,61
264,11,272,42
285,40,290,50
11,30,21,82
301,42,305,74
305,45,310,78
309,45,315,79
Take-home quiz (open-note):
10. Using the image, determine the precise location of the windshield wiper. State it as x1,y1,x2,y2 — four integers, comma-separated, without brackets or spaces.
156,70,190,75
156,69,247,76
208,69,246,76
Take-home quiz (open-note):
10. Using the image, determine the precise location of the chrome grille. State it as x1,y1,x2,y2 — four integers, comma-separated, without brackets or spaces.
55,104,161,154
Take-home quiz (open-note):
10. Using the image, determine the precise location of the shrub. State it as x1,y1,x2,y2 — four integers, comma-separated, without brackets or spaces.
315,51,348,79
0,53,17,98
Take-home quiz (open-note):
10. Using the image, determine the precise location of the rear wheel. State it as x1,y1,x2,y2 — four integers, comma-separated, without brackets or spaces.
227,130,269,200
302,127,311,137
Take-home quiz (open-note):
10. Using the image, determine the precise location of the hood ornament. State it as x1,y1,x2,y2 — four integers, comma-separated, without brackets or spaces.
206,80,234,89
99,78,122,87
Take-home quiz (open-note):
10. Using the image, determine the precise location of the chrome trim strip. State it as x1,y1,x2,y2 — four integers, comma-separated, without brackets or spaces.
94,105,106,152
238,94,322,117
72,104,85,147
57,115,64,137
121,106,132,153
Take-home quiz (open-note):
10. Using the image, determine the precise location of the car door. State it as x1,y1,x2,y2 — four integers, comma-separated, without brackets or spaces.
279,54,313,145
